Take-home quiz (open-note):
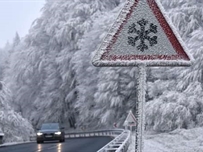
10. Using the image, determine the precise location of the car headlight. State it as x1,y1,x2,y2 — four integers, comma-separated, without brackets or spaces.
37,132,43,136
54,131,61,135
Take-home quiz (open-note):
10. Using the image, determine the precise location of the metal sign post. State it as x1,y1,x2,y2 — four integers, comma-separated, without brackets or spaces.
136,65,146,152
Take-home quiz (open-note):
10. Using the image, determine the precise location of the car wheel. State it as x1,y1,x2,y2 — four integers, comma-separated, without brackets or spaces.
37,141,41,144
59,139,65,143
37,140,43,144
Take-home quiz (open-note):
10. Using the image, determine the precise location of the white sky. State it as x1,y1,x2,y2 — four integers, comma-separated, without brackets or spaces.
0,0,45,48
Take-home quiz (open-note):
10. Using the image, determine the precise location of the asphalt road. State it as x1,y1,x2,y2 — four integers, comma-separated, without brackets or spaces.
0,137,113,152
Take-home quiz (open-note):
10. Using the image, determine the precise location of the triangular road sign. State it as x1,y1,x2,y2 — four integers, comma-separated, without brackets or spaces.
124,110,136,126
92,0,191,67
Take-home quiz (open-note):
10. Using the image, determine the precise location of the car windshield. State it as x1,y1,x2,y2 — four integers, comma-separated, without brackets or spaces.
41,123,59,130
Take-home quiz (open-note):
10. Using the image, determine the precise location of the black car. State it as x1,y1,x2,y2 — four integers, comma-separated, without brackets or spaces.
36,123,65,143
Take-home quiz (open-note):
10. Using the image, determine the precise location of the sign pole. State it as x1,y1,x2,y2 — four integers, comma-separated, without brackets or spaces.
135,64,146,152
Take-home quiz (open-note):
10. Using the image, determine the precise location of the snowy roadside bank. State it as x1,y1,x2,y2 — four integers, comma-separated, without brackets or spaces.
128,127,203,152
0,141,33,148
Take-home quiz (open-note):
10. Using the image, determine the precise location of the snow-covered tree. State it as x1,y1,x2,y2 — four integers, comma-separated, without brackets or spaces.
93,67,138,128
73,2,127,129
4,0,124,129
146,81,203,132
0,48,4,80
12,32,20,49
32,0,122,128
1,32,21,81
0,82,34,142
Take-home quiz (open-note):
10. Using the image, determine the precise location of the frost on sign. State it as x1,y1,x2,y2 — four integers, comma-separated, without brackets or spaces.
92,0,191,67
128,18,158,52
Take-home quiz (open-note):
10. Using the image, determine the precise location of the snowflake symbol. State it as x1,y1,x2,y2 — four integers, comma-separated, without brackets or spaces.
128,18,158,52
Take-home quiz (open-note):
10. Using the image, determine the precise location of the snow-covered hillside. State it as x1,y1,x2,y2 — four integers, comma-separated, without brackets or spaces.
0,0,203,143
128,127,203,152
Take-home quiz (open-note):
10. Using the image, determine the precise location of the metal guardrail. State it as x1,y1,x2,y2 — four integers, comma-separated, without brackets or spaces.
65,129,123,138
97,130,131,152
30,129,131,152
30,129,123,140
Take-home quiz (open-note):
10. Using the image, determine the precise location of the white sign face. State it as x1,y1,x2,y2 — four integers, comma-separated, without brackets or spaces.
92,0,191,66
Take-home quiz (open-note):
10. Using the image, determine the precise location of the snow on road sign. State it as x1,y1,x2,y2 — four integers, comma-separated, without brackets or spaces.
92,0,191,66
124,110,136,126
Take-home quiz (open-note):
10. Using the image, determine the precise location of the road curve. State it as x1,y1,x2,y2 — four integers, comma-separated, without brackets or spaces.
0,136,113,152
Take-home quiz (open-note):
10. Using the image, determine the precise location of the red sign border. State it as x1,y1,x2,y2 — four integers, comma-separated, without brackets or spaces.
101,0,190,61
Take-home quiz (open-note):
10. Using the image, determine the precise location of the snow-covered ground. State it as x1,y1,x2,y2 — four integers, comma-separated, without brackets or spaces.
0,141,33,147
128,127,203,152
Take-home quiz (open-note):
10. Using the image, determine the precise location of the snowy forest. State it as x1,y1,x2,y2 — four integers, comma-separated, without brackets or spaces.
0,0,203,143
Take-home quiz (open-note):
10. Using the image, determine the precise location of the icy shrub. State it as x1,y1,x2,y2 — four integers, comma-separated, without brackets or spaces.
146,82,203,132
0,110,34,143
0,84,34,143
